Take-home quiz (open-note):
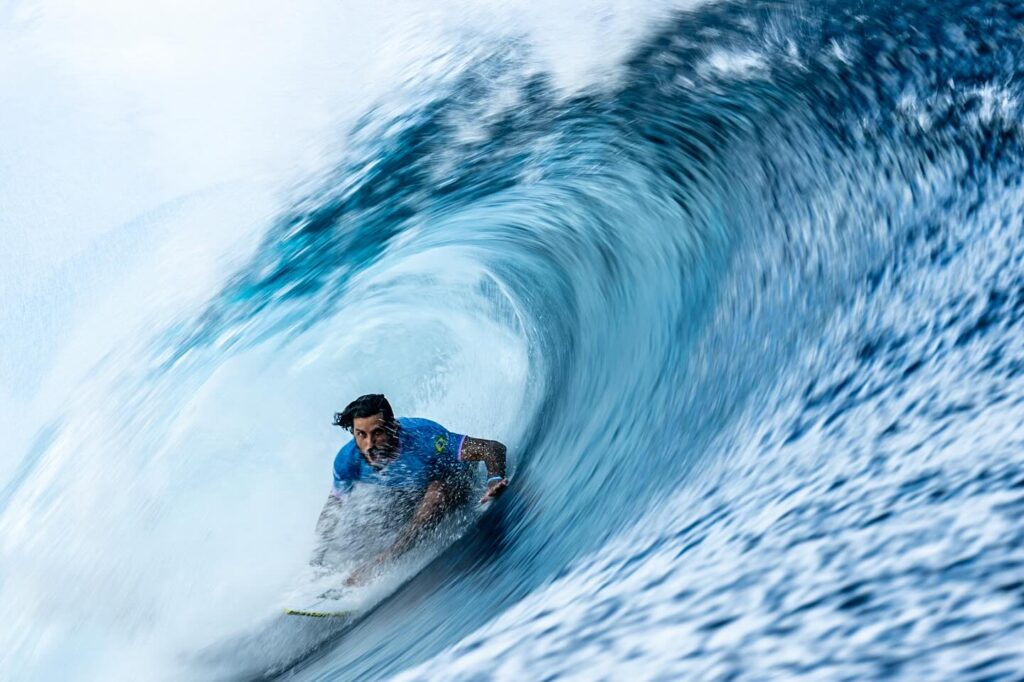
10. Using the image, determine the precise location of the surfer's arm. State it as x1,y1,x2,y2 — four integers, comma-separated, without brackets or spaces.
460,436,508,502
310,493,345,567
459,437,507,477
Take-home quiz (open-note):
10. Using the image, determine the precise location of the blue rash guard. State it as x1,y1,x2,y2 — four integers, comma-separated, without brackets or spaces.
332,417,469,498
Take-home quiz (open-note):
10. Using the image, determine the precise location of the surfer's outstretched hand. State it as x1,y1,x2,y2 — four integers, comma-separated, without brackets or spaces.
479,477,508,504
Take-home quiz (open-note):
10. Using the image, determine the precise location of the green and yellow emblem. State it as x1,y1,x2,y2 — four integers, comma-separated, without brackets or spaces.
434,435,448,454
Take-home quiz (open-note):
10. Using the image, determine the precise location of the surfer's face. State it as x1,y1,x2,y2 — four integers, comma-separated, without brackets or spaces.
353,413,396,463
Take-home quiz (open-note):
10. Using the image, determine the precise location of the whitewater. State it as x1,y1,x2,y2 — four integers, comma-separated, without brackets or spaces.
3,0,1024,679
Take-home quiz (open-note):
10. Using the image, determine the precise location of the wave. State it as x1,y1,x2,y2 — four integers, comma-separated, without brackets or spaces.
4,0,1024,679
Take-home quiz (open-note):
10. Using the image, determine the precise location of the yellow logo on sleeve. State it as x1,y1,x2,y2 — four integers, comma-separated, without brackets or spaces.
434,435,447,453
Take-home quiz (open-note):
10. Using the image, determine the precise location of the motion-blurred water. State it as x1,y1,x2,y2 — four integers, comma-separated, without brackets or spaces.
3,0,1024,679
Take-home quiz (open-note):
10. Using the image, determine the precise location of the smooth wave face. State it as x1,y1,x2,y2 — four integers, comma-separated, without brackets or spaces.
4,0,1024,679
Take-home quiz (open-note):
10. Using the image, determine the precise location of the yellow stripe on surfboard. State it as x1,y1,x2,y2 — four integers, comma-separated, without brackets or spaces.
284,608,354,618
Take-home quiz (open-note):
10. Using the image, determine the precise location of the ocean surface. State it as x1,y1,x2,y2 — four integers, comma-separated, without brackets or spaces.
3,0,1024,679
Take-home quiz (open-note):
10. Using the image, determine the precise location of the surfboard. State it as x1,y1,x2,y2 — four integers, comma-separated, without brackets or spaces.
281,567,365,619
284,607,355,618
283,587,360,618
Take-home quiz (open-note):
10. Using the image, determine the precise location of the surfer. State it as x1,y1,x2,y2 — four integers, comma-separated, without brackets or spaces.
311,393,508,585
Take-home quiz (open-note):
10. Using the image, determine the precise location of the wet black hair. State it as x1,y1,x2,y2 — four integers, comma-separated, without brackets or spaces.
333,394,395,431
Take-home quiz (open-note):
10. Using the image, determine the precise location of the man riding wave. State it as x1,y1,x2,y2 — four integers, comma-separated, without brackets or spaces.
311,394,508,585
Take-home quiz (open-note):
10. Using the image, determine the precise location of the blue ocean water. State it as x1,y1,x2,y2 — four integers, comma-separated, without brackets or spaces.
3,0,1024,679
